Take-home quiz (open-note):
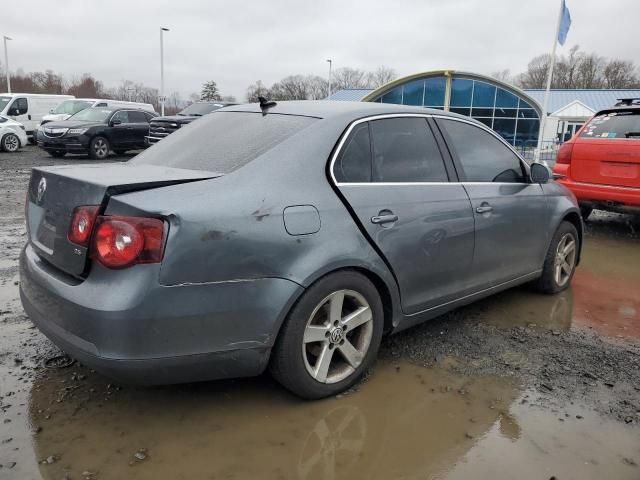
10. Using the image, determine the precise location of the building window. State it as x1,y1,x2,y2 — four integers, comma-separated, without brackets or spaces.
402,80,424,106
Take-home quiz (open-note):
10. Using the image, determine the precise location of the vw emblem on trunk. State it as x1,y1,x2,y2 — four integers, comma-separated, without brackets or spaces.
36,177,47,203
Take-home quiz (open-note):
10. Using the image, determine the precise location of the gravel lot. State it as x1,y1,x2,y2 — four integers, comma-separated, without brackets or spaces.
1,145,639,479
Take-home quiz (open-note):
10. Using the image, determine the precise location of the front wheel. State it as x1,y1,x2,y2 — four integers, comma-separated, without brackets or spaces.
1,133,20,152
534,221,579,294
89,136,110,160
270,271,384,399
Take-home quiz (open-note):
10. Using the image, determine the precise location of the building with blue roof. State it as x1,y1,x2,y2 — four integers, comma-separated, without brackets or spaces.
328,72,640,146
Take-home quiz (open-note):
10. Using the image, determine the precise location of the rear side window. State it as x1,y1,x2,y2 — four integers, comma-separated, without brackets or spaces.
334,123,372,183
131,112,317,173
580,110,640,139
370,117,448,182
440,119,525,183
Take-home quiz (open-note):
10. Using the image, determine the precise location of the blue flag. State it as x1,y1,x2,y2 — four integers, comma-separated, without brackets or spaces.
558,0,571,45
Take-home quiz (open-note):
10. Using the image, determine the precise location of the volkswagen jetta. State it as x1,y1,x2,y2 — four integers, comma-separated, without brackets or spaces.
20,101,582,399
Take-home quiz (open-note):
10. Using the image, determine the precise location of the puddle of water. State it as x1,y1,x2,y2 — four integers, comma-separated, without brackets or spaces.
470,226,640,341
1,328,638,480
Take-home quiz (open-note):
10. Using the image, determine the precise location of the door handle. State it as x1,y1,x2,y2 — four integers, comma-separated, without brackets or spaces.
28,114,32,120
371,214,398,224
475,205,493,214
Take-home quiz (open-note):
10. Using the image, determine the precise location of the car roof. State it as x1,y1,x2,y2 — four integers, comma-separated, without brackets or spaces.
222,100,470,122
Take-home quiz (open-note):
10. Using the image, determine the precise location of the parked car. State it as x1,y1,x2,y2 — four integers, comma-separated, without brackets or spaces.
36,106,157,159
146,101,234,144
553,98,640,218
0,115,28,152
20,101,582,399
40,99,156,125
0,93,74,140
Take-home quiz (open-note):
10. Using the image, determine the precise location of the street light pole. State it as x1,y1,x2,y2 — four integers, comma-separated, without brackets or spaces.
3,36,11,94
160,27,169,116
326,59,332,100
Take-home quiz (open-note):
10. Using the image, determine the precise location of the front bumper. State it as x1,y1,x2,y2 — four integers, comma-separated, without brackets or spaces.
36,132,90,154
19,244,303,384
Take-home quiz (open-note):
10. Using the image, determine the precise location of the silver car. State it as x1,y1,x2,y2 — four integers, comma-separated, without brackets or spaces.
19,101,582,399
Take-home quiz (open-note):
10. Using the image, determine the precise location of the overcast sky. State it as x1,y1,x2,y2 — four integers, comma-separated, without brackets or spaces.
4,0,639,100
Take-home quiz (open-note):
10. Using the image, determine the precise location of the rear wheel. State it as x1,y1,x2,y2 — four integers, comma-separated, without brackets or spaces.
49,151,66,158
1,133,20,152
579,206,593,221
534,221,579,294
89,136,110,160
270,271,384,399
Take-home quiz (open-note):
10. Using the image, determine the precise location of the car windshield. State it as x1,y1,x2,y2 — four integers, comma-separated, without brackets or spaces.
68,108,113,123
177,102,225,116
52,100,94,115
580,110,640,139
0,96,11,111
132,111,317,173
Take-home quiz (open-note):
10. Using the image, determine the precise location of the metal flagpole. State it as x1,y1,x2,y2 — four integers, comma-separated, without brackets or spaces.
535,0,565,164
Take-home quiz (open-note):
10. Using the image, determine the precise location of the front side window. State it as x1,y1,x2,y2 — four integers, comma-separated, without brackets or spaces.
440,119,525,183
110,111,129,124
334,123,372,183
128,111,149,123
580,110,640,139
370,117,448,183
10,97,28,114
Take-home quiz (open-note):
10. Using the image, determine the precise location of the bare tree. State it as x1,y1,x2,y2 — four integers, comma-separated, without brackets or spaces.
245,80,269,103
516,54,550,88
366,66,396,88
603,59,638,88
490,69,512,83
332,67,369,90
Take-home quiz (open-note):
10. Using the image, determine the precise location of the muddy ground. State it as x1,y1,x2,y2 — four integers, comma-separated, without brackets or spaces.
1,146,639,479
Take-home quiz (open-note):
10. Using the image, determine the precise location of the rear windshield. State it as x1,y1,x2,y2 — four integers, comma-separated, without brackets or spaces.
132,111,317,173
581,110,640,139
178,102,224,116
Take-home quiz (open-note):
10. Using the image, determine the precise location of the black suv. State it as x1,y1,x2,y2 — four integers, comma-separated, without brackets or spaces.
37,107,157,159
146,101,235,144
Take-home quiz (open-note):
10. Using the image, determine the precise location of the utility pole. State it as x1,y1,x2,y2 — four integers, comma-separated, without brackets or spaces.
3,36,11,94
160,27,169,115
326,59,333,99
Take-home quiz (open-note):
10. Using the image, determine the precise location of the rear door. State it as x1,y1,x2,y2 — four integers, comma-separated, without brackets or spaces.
128,110,153,146
436,117,550,289
572,109,640,188
333,116,475,314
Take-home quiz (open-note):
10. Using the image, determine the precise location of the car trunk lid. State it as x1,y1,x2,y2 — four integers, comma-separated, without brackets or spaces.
571,109,640,188
26,164,219,277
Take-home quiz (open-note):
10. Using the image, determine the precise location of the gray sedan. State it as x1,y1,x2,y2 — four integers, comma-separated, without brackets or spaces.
19,101,582,399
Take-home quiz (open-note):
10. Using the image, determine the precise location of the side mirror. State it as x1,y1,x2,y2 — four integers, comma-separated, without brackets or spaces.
110,119,122,126
8,108,19,116
530,162,551,184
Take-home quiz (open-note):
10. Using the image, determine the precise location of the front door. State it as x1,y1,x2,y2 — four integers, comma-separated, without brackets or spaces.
108,110,134,148
437,118,551,290
333,116,475,314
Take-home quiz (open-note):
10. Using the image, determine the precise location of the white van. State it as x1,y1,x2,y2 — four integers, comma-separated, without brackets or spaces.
0,93,74,138
40,99,156,125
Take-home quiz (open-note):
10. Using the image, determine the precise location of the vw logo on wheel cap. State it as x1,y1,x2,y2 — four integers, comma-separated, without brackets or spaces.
329,326,345,344
36,177,47,203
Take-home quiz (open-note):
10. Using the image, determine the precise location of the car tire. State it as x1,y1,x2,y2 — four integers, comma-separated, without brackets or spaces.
49,151,66,158
579,206,593,221
270,270,384,400
1,133,20,152
534,221,579,294
89,136,110,160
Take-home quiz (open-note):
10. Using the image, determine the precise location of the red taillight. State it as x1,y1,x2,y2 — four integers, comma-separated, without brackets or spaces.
68,206,100,246
556,142,574,165
91,216,165,269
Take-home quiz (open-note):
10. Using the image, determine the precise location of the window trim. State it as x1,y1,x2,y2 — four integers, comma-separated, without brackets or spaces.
435,116,530,184
330,113,530,186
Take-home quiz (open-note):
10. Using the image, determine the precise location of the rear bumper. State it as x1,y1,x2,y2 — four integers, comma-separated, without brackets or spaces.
555,177,640,209
19,244,303,385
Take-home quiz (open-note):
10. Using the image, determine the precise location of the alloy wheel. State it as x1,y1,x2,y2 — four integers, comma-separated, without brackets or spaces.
4,134,19,152
93,138,108,158
554,232,577,287
302,289,373,384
